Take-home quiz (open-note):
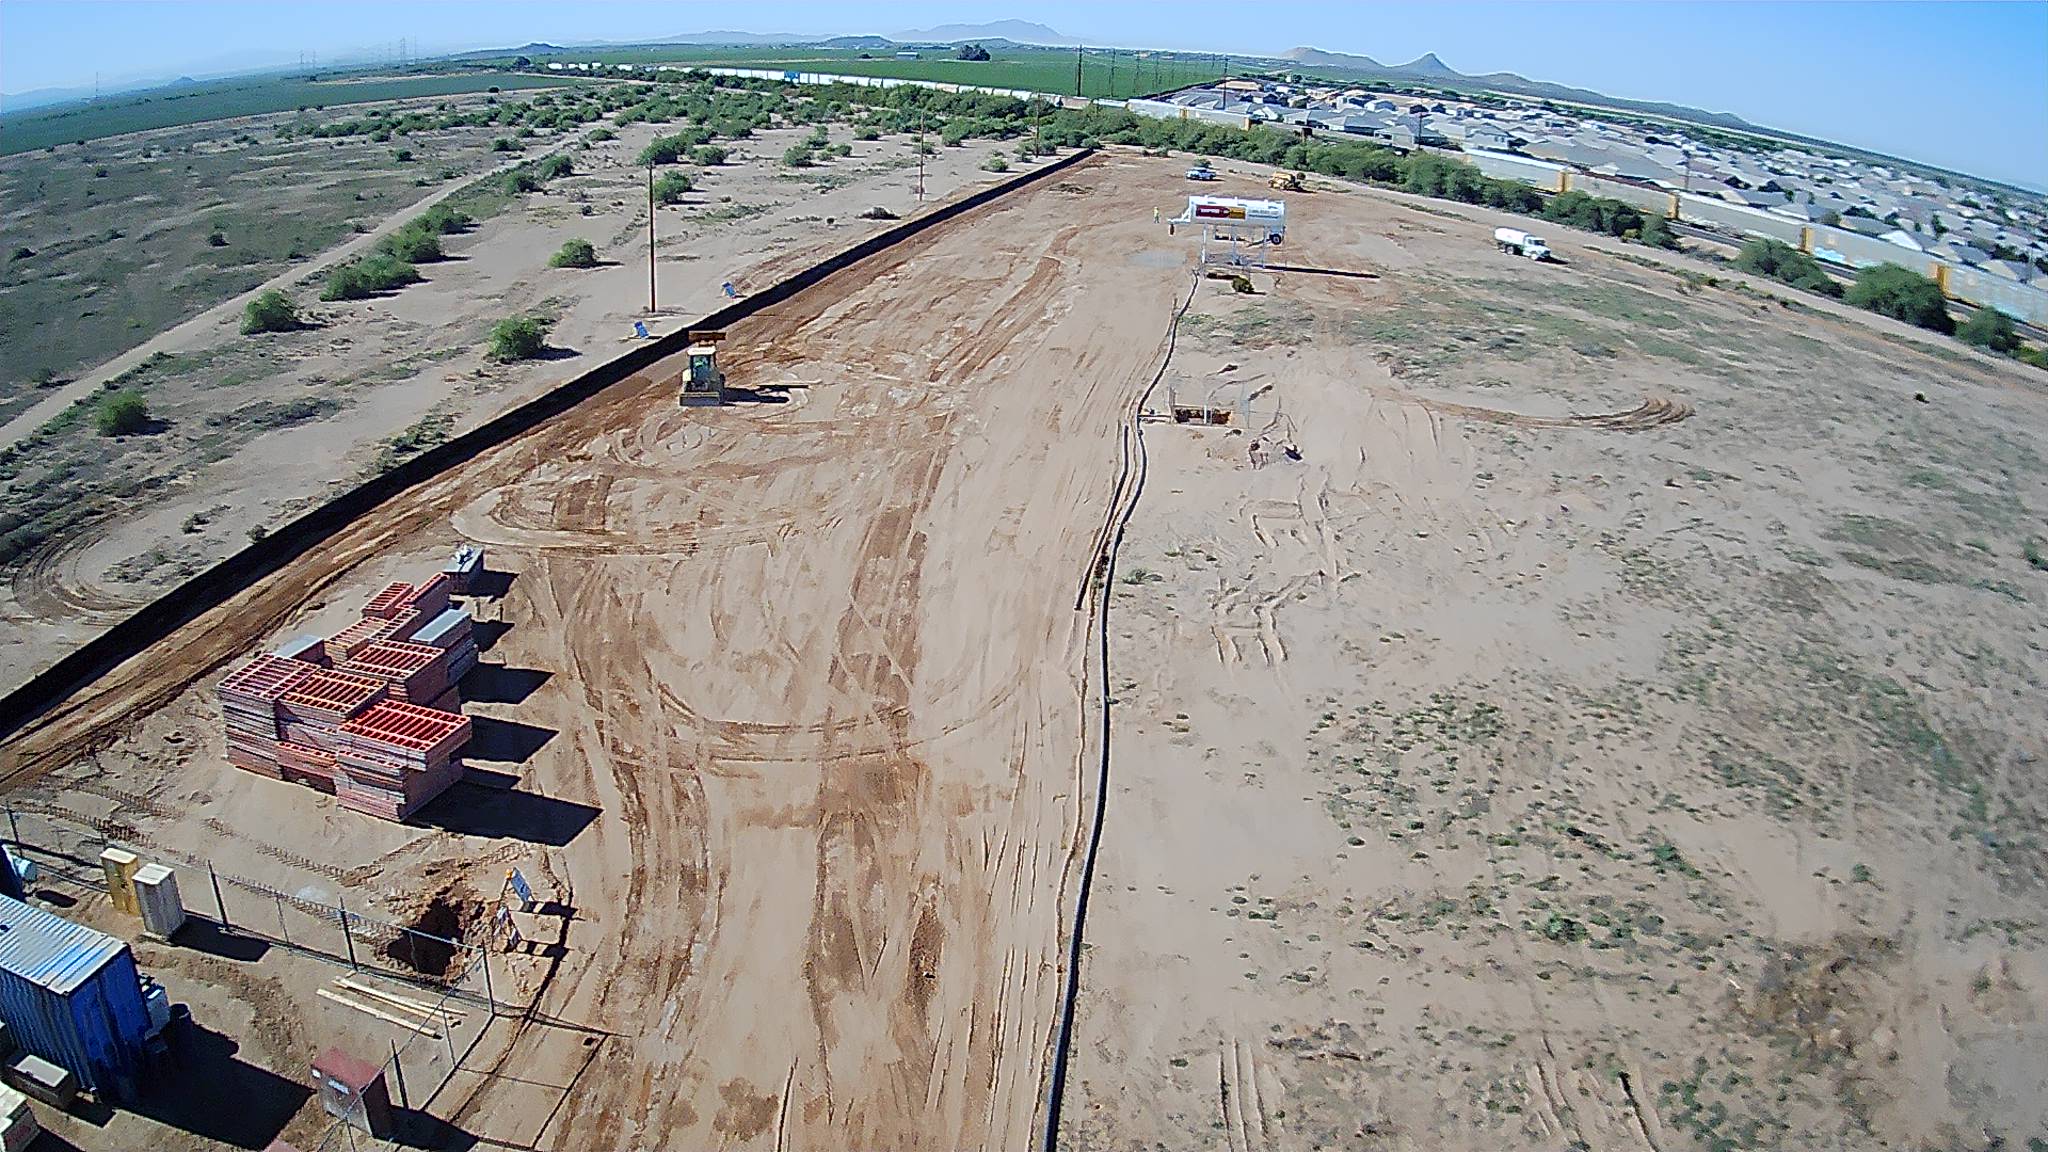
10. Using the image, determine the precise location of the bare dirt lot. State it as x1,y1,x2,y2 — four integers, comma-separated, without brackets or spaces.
2,151,2043,1152
3,152,1191,1149
1056,167,2048,1149
0,95,1019,693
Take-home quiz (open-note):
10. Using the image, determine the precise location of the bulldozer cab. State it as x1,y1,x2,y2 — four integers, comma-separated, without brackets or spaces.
680,343,725,406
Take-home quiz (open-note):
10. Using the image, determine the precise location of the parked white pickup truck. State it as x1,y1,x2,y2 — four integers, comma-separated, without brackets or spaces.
1494,227,1553,261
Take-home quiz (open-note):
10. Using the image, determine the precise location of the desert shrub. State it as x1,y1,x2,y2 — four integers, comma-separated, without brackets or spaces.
1541,189,1647,237
549,238,598,268
491,137,518,152
378,225,443,263
782,144,813,168
1847,264,1953,333
321,254,421,300
638,128,713,165
414,203,473,235
691,145,727,166
653,172,692,203
586,127,617,143
1734,238,1843,297
1955,306,2020,354
392,147,414,162
853,127,879,141
488,316,550,361
535,153,573,180
240,289,300,334
504,168,541,194
983,153,1010,172
205,229,228,247
95,391,149,436
1230,275,1254,294
1637,213,1679,250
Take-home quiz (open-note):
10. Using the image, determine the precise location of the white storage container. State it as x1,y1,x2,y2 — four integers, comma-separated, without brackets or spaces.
132,863,187,941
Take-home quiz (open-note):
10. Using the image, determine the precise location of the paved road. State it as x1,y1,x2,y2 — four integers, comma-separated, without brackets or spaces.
0,152,532,450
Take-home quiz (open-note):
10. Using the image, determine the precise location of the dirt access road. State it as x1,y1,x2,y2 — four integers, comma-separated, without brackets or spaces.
2,153,1191,1148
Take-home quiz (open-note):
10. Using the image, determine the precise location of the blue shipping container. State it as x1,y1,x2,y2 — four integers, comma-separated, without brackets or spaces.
0,895,150,1100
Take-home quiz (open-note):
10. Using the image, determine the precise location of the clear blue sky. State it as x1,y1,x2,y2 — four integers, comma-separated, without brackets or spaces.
3,0,2044,188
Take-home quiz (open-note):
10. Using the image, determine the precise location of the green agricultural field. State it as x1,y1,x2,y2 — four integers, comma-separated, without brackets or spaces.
0,70,580,155
493,46,1230,101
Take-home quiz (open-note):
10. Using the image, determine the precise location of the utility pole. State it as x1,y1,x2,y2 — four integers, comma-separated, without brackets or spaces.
646,161,657,314
1075,47,1083,98
1108,49,1115,100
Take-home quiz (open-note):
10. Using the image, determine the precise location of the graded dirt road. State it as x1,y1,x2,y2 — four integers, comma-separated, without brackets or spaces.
3,153,1191,1149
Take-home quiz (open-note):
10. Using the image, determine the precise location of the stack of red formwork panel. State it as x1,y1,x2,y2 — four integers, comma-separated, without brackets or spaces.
335,701,470,820
362,581,415,620
342,641,454,709
324,613,418,665
277,669,387,750
406,572,452,620
276,742,339,792
216,655,318,778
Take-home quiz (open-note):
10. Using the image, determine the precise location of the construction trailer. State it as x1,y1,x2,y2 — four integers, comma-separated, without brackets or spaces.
1173,196,1287,267
0,895,152,1102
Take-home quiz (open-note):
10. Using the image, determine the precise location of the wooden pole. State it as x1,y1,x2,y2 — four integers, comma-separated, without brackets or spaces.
647,161,657,314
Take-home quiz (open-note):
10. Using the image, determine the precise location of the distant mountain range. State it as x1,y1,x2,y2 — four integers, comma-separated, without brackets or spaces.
1281,46,1759,132
893,21,1074,46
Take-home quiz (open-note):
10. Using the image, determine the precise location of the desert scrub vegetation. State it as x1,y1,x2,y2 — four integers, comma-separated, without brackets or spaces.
548,238,598,269
487,316,550,362
94,390,150,436
1734,239,1843,297
1955,306,2020,355
240,289,300,334
1847,263,1954,334
652,171,692,204
321,253,422,301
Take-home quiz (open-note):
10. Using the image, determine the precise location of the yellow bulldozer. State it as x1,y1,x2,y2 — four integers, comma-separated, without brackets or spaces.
1269,171,1307,192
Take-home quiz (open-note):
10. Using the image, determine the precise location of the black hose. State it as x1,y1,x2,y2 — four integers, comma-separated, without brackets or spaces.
1042,270,1199,1152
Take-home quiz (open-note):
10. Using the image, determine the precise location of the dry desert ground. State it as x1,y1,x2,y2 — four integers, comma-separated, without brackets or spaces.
1,147,2043,1151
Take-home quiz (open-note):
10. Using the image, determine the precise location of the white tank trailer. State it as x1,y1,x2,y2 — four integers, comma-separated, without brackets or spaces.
1494,227,1552,261
1183,196,1287,243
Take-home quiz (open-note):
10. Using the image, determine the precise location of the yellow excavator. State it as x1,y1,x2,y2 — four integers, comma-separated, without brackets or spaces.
1269,171,1307,192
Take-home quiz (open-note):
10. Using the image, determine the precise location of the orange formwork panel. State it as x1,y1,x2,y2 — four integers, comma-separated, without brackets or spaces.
362,582,415,620
278,669,388,723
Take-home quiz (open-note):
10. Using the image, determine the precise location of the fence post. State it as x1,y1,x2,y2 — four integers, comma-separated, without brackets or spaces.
481,947,495,1017
5,805,18,847
209,864,229,932
275,893,290,945
339,896,359,971
390,1039,408,1110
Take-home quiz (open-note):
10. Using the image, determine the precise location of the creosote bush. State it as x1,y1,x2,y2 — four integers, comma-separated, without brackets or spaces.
241,289,300,334
488,316,550,361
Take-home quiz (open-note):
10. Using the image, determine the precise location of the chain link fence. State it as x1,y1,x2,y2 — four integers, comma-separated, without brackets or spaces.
4,799,520,1150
